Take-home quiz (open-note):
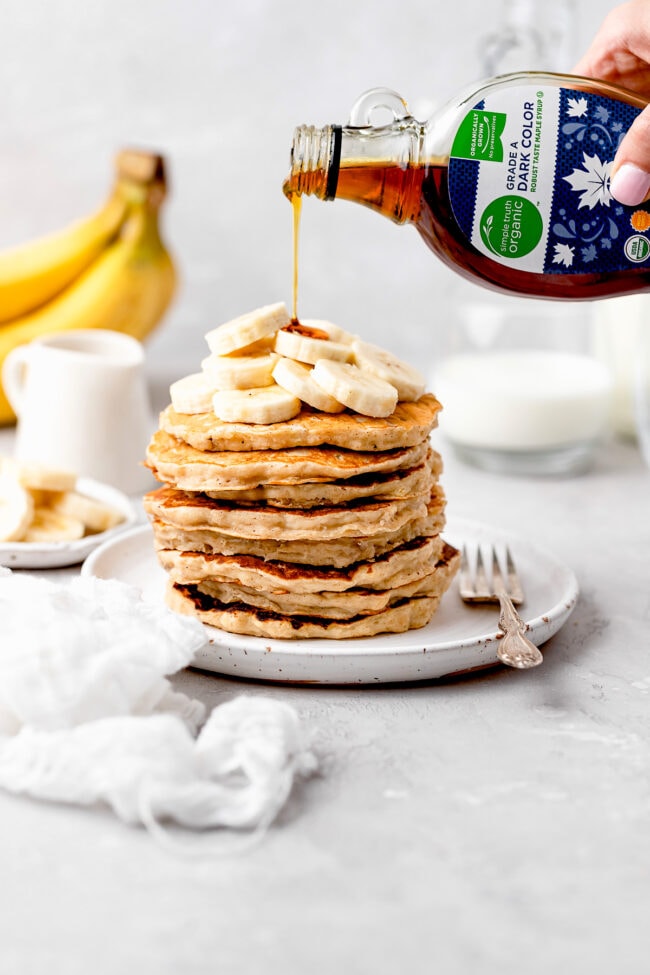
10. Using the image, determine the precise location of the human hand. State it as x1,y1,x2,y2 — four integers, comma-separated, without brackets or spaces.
574,0,650,204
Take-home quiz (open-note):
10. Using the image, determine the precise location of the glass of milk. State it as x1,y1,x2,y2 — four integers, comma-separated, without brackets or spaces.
431,297,613,476
591,294,650,471
635,325,650,470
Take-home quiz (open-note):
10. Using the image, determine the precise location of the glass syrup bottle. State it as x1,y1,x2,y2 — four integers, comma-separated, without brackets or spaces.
284,74,650,300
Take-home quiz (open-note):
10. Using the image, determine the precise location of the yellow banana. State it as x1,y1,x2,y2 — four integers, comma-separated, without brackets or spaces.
0,188,177,424
0,150,164,323
0,192,131,323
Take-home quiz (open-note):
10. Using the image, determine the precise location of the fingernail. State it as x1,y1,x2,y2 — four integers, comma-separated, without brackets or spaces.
610,163,650,206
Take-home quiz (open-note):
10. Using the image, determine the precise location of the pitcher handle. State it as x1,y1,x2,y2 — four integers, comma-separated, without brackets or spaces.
2,345,31,418
348,87,411,127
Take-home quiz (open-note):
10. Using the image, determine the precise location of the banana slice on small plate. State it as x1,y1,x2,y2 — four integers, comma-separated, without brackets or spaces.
0,476,138,569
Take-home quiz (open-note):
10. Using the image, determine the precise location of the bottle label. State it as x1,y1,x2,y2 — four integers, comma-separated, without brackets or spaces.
448,84,648,274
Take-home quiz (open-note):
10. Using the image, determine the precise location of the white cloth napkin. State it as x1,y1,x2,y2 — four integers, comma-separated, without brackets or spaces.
0,568,316,850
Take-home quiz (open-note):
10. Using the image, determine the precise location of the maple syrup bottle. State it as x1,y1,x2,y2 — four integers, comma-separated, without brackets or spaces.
284,76,650,299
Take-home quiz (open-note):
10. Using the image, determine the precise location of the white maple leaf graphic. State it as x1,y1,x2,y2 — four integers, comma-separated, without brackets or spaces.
563,153,612,209
567,96,588,118
553,243,575,267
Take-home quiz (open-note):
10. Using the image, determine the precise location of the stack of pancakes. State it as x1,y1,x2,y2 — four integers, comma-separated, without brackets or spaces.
144,395,460,640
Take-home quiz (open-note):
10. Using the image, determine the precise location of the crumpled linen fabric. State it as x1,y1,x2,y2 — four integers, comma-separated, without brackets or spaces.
0,571,316,846
0,573,206,735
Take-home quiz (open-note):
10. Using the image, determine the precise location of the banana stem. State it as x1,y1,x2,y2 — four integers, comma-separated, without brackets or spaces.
114,150,166,188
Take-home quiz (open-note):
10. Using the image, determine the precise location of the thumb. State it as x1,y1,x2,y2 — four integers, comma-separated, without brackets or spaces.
610,104,650,205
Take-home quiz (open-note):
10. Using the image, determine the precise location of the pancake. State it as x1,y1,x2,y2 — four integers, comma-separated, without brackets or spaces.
159,534,445,594
165,542,460,639
143,484,439,541
203,451,442,508
146,430,430,491
186,566,450,619
149,493,447,567
159,393,441,453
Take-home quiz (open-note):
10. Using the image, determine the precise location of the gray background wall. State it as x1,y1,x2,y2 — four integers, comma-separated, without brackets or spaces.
0,0,618,388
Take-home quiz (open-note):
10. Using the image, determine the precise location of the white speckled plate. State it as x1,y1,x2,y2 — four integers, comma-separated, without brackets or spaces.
0,478,138,569
81,517,578,685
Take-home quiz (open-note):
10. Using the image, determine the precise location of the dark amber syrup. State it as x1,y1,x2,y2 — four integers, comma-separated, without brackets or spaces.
290,161,650,300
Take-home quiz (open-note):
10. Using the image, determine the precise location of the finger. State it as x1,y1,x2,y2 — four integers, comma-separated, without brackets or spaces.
610,104,650,204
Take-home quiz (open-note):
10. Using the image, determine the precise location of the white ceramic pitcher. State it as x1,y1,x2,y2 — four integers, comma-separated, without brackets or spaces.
2,329,156,495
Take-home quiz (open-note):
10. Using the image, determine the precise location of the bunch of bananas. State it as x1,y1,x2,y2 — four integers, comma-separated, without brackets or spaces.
0,150,177,424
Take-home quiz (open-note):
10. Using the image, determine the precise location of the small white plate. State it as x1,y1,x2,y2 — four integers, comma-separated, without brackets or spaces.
0,478,138,569
81,517,579,684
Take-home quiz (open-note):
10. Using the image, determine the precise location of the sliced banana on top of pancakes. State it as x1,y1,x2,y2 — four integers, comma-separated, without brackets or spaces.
204,302,290,356
170,303,426,423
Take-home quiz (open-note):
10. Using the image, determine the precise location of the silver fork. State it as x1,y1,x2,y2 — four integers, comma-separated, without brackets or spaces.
459,545,543,670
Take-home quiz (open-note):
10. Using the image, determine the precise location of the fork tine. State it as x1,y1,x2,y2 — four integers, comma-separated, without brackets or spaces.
474,546,491,598
492,547,505,596
460,545,469,575
505,546,524,605
459,545,473,598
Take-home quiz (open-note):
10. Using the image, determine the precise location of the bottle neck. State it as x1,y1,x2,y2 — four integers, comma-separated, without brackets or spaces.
284,124,340,201
284,118,425,223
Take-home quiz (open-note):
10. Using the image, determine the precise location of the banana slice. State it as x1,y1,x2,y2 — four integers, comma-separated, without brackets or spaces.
272,357,344,413
47,491,124,534
22,507,85,543
351,339,425,402
170,373,217,414
274,323,353,365
205,303,290,356
0,474,34,542
300,319,356,345
212,384,301,425
312,360,398,418
201,352,278,390
26,488,51,507
2,458,77,492
224,335,276,357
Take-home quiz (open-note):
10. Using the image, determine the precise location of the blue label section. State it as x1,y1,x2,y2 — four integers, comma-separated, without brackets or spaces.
448,158,480,241
448,84,650,274
545,89,644,274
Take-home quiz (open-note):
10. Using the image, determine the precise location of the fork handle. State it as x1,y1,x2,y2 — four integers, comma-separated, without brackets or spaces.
496,592,543,669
